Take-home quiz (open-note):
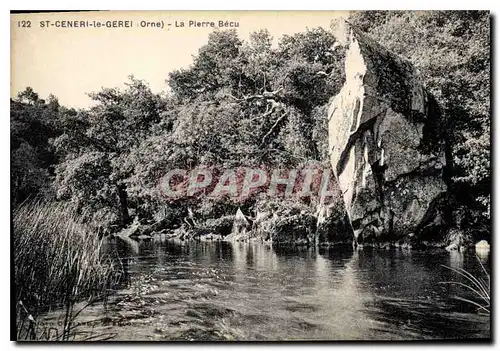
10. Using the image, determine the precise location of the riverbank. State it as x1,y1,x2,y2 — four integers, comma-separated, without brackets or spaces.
116,204,490,251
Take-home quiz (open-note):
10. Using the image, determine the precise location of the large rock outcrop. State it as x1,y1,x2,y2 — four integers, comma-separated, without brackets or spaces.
328,22,448,244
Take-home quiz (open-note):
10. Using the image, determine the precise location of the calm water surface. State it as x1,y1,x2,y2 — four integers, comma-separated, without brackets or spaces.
66,238,491,341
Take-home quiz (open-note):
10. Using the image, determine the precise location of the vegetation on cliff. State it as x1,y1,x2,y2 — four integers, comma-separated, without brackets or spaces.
349,10,490,237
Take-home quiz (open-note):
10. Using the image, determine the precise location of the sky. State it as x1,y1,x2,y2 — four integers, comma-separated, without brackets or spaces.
11,11,348,108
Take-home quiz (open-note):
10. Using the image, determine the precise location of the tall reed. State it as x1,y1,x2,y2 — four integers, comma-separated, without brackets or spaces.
14,201,122,340
440,256,490,315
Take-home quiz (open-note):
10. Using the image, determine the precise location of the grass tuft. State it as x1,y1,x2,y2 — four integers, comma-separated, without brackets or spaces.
440,255,490,314
14,201,122,340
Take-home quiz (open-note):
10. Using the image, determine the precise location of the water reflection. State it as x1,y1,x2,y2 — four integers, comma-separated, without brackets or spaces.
448,250,464,270
92,238,490,341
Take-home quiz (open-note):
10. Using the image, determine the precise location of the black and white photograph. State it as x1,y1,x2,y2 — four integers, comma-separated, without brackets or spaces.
10,9,491,341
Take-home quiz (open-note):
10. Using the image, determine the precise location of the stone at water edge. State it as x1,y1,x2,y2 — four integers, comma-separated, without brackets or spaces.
225,208,251,241
475,240,490,251
328,21,448,244
475,240,490,261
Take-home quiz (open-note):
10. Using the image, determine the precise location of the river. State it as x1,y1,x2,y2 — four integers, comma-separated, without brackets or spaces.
50,237,491,341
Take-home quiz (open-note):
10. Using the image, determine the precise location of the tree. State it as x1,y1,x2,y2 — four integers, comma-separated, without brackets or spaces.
128,28,347,221
11,88,62,203
53,77,164,229
14,27,349,229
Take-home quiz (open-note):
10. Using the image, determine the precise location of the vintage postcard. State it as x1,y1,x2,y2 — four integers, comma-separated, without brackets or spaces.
11,10,491,341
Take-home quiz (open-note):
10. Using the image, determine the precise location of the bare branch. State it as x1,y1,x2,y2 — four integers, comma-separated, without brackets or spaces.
260,110,290,146
229,87,284,103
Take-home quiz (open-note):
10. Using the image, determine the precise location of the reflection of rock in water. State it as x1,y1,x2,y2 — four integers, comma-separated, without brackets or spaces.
252,244,279,271
231,242,247,278
314,249,384,339
350,249,490,339
448,250,464,271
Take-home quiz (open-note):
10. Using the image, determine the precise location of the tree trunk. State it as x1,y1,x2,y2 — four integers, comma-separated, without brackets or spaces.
116,183,130,226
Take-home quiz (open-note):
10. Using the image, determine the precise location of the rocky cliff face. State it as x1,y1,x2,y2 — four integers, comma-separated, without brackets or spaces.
328,22,448,244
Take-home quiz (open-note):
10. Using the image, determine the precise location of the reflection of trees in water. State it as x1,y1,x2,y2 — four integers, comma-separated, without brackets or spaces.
115,235,139,256
231,243,246,276
107,237,133,286
243,244,279,271
231,243,279,279
191,242,220,266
